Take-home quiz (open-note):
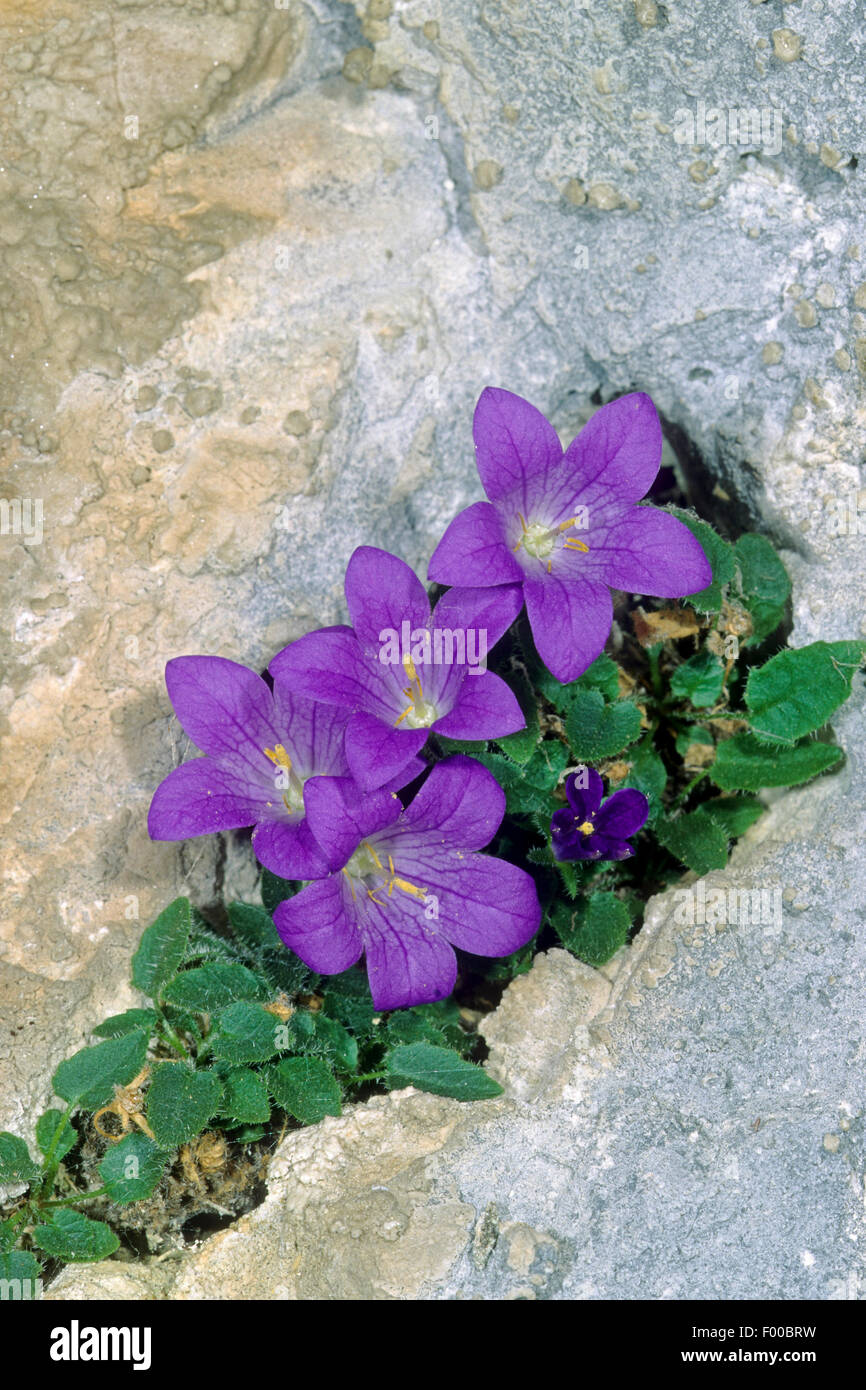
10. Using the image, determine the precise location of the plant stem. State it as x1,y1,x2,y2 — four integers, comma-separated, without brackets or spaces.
39,1103,75,1199
39,1188,108,1209
673,770,709,809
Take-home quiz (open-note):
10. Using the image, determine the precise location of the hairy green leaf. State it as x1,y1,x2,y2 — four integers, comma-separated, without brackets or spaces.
131,897,191,998
52,1030,148,1111
267,1056,342,1124
146,1063,222,1148
384,1043,502,1100
33,1209,119,1264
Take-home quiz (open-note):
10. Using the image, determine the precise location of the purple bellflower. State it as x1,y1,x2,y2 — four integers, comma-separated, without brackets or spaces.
147,656,424,880
428,388,712,684
551,769,648,862
273,755,541,1010
270,546,525,793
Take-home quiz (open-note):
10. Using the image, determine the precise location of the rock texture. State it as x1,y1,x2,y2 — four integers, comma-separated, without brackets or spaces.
2,0,865,1298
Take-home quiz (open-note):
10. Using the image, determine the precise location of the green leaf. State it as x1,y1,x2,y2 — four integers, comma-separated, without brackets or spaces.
745,641,864,745
35,1110,77,1163
98,1132,167,1204
549,893,631,967
93,1009,158,1039
384,1043,502,1100
260,869,298,915
622,736,667,825
162,963,269,1013
657,808,729,874
670,650,725,708
0,1132,40,1185
258,947,316,996
131,897,192,998
702,795,764,838
710,733,843,790
565,690,642,760
473,741,568,815
217,1068,271,1125
734,533,791,641
209,1001,282,1065
0,1221,17,1254
146,1063,222,1148
0,1249,42,1294
533,652,620,711
267,1057,342,1124
669,508,735,613
385,999,471,1054
496,668,540,763
52,1029,148,1111
227,901,281,949
321,969,376,1036
33,1209,119,1264
305,1014,358,1073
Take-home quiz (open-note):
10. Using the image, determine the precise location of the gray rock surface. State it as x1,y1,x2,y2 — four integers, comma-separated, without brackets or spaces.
3,0,865,1298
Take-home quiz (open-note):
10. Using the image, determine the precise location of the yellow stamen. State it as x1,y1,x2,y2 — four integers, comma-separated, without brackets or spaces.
394,704,413,726
341,867,356,900
364,840,383,871
264,743,293,771
564,537,590,553
367,890,385,905
558,516,577,530
578,820,595,836
386,853,426,900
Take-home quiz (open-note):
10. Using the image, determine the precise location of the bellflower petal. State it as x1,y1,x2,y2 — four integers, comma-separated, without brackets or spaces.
164,656,282,774
428,501,524,587
581,505,713,597
360,894,458,1010
345,545,432,655
251,819,333,880
560,392,662,508
274,877,364,975
432,668,525,740
431,582,524,651
148,758,273,840
270,626,396,721
401,754,504,850
523,572,612,684
344,712,429,792
302,774,402,870
472,385,563,508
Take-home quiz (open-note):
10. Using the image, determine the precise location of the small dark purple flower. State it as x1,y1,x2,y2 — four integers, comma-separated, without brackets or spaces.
428,388,712,683
147,656,423,879
551,768,648,862
270,546,525,792
273,755,541,1010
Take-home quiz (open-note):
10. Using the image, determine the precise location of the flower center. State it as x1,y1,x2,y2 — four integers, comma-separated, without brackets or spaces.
343,839,428,906
514,514,590,572
522,521,555,559
578,820,595,836
394,654,438,729
342,840,428,906
263,744,305,814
